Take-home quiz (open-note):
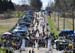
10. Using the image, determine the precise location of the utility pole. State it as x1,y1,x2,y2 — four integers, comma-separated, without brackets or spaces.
72,1,75,52
72,13,74,32
54,12,56,22
57,12,59,31
72,8,74,34
72,9,74,53
63,12,65,30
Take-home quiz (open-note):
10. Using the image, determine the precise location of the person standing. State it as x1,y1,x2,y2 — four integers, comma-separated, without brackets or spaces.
29,50,31,53
32,49,34,53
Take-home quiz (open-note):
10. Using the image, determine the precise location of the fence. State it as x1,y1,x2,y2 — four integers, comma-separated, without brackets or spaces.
51,12,75,31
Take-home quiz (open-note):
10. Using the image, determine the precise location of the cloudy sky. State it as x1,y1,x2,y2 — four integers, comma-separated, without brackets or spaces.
12,0,54,9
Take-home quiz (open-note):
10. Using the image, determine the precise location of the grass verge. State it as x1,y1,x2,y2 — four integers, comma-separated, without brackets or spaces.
0,11,24,34
0,25,10,34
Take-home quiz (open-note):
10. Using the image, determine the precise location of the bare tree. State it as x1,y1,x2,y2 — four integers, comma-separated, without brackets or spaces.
30,0,42,11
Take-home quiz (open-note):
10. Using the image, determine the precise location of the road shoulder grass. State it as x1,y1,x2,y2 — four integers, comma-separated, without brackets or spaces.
0,18,19,34
0,11,24,35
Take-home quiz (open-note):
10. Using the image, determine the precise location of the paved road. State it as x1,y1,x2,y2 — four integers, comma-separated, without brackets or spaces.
52,49,64,53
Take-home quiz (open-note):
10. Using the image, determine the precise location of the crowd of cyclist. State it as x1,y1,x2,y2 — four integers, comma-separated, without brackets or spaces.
0,11,52,51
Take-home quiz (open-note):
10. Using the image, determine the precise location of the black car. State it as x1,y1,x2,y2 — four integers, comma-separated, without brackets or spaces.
55,37,69,51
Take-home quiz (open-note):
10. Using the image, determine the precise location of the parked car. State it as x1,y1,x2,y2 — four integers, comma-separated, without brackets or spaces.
12,25,28,36
26,10,34,15
59,30,74,37
19,22,31,27
55,37,69,51
19,17,32,24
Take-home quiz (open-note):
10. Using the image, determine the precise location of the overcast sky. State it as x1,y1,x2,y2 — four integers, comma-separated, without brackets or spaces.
12,0,54,9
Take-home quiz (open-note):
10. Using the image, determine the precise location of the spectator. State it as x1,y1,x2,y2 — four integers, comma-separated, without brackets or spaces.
32,49,34,53
6,49,8,53
9,50,12,53
29,50,31,53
